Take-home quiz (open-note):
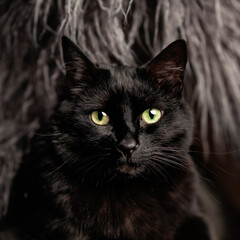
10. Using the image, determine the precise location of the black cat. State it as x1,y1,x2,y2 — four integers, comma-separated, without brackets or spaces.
8,37,221,240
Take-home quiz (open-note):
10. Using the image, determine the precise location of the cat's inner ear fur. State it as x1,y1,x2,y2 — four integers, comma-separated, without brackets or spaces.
62,36,96,90
146,40,187,95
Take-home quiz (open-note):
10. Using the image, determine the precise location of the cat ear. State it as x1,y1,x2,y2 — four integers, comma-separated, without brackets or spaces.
146,40,187,96
62,36,96,90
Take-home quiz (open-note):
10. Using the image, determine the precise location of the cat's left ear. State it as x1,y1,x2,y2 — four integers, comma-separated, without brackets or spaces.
62,36,97,90
146,40,187,96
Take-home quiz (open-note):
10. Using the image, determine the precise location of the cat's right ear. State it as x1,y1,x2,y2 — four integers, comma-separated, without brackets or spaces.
62,36,96,90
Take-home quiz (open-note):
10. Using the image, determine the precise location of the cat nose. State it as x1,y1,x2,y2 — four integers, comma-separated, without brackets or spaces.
118,136,138,155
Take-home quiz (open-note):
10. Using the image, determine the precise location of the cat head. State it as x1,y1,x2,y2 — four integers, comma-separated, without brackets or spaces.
52,36,193,183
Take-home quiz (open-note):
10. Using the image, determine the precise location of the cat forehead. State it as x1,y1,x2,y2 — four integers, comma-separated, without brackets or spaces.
80,65,163,110
109,66,136,86
103,66,160,106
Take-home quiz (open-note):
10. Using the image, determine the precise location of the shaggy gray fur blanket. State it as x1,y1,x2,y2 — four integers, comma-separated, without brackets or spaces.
0,0,240,221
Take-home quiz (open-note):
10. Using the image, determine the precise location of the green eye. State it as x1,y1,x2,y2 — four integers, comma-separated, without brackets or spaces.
91,111,109,125
142,108,162,124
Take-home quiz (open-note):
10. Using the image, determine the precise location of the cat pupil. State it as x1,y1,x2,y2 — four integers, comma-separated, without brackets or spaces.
98,111,103,121
149,109,155,119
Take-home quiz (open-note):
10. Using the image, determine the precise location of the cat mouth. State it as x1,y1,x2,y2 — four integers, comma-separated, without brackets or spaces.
117,162,138,176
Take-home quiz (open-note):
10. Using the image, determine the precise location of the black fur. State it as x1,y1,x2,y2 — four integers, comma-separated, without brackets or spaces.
7,37,214,240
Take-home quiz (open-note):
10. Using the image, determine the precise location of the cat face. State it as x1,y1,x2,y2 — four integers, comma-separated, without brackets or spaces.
52,37,193,183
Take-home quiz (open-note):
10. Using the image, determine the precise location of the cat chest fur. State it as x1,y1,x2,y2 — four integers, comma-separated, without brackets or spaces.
62,178,195,240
